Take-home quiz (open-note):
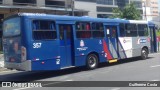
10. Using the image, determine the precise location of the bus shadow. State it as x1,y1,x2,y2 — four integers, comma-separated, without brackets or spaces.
0,57,154,82
0,67,87,82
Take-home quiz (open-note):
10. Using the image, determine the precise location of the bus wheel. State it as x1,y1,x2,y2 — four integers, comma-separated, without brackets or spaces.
86,54,98,70
141,48,148,60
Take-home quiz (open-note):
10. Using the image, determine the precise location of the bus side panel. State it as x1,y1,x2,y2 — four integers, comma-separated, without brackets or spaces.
32,59,60,70
119,37,133,58
119,37,150,58
117,38,127,59
132,37,150,57
29,41,61,71
74,39,107,67
98,53,108,63
74,56,86,67
132,37,142,57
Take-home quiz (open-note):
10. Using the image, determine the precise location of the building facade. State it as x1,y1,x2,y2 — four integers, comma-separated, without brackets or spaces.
142,0,159,28
75,0,119,18
96,0,118,18
0,0,88,21
142,0,159,21
74,0,143,18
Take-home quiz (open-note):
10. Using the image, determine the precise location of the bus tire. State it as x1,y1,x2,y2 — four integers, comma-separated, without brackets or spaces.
141,48,148,60
86,54,98,70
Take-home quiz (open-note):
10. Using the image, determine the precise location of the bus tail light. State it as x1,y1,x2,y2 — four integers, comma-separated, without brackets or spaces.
21,46,27,62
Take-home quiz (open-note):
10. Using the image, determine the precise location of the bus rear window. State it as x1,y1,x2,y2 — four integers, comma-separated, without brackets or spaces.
3,18,20,37
32,20,57,40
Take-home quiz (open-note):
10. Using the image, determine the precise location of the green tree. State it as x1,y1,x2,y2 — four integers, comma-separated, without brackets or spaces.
157,30,160,36
111,8,123,18
111,3,141,20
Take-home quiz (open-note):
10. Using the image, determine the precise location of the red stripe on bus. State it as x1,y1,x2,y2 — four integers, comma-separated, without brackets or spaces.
103,40,113,60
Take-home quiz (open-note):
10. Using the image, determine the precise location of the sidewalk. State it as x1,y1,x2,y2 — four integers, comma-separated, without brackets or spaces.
0,54,8,72
0,54,4,68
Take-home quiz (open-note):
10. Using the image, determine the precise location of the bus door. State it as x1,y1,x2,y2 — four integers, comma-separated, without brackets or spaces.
149,26,157,53
58,24,74,68
105,25,118,59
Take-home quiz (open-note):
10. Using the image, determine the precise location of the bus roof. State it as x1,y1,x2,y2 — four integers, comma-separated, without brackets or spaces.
129,20,155,26
5,13,155,26
17,13,129,23
129,20,148,24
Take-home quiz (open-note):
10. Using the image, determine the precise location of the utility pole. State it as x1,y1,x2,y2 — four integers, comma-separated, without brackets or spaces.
71,0,74,16
144,2,147,21
143,1,147,21
158,12,160,30
65,0,69,15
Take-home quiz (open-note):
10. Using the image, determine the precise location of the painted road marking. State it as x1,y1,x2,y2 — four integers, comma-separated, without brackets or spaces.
150,80,159,81
111,88,120,90
13,87,32,90
42,81,63,86
65,79,73,81
42,80,74,87
150,65,160,68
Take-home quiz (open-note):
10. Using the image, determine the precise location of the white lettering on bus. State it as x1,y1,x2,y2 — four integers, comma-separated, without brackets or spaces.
33,43,42,48
56,59,60,64
77,47,88,51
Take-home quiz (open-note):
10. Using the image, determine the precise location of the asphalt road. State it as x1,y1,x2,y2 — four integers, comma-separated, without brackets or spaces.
0,53,160,90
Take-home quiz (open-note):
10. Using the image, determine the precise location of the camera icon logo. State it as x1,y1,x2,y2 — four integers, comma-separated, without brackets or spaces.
2,82,12,87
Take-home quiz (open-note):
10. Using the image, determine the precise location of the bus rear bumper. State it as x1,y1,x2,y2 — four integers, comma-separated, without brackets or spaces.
4,60,31,71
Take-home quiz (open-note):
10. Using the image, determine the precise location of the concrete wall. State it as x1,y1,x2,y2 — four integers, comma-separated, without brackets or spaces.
3,0,13,5
37,0,45,7
74,1,97,17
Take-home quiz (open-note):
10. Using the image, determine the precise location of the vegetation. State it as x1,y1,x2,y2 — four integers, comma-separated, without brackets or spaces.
0,51,3,54
157,30,160,37
111,3,141,20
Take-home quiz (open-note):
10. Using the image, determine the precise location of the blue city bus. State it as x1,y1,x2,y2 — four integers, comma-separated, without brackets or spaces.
2,13,157,71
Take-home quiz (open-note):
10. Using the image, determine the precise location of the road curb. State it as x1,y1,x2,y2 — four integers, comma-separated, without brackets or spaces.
149,52,160,55
0,67,9,72
0,61,4,68
0,54,4,68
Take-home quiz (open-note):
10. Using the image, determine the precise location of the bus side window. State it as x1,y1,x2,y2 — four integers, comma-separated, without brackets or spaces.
125,24,138,37
32,20,57,40
119,23,125,37
92,22,104,38
138,24,148,36
76,22,91,39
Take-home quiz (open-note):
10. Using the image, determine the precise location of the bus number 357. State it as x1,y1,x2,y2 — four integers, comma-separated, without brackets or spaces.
33,43,42,48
